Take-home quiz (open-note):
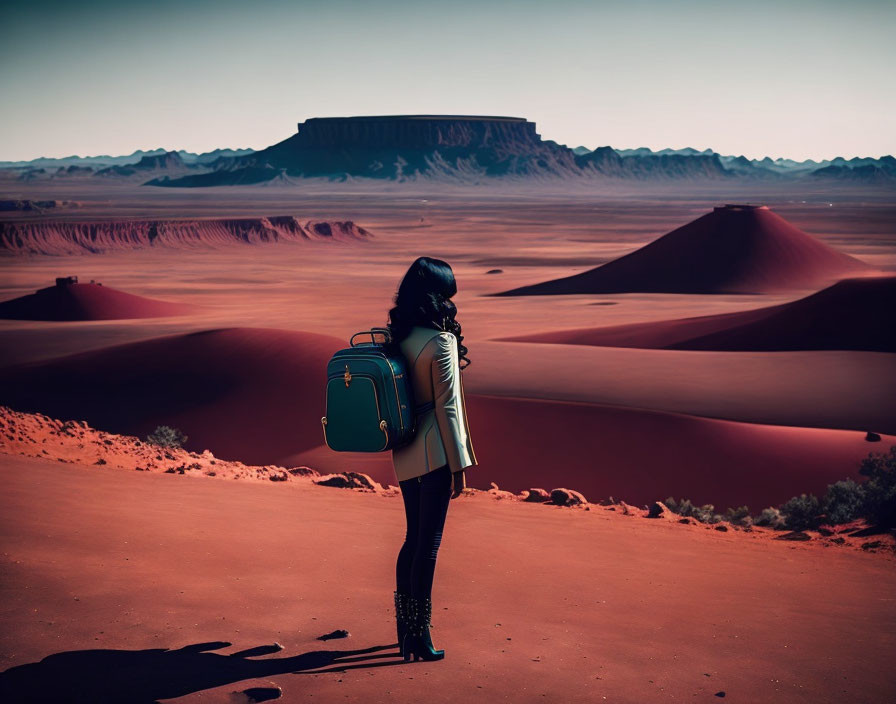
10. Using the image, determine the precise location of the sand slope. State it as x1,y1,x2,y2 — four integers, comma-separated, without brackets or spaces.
0,328,342,467
501,276,896,352
496,205,871,295
1,326,891,510
0,454,894,703
0,282,193,321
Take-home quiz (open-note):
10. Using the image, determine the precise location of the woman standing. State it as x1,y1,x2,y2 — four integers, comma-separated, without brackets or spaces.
386,257,478,662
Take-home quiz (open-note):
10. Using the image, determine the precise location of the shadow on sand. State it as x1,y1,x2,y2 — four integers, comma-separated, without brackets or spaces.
0,640,405,703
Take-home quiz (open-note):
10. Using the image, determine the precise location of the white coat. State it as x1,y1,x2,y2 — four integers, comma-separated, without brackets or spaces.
391,326,478,482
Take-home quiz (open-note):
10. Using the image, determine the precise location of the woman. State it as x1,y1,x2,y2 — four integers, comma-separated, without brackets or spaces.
386,256,478,663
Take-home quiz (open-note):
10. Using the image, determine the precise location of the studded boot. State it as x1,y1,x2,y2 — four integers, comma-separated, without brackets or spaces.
394,590,411,657
402,595,445,662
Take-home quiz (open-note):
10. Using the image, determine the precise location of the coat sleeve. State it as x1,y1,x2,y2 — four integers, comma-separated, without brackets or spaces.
430,332,477,474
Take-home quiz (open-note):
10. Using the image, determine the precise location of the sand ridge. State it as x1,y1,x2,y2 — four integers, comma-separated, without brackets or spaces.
500,275,896,352
1,405,891,556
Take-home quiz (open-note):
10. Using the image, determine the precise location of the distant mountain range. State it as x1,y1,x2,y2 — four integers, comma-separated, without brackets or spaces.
0,147,255,169
2,116,892,186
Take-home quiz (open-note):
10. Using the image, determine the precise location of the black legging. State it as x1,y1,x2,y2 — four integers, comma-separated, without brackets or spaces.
396,464,452,600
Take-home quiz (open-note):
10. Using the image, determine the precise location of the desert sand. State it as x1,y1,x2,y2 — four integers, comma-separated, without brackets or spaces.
0,410,894,703
1,181,895,507
1,178,895,701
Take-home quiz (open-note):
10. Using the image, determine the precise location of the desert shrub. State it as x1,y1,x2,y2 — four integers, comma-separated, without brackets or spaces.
859,446,896,527
822,479,866,525
754,507,786,529
664,496,685,514
663,497,720,524
779,493,821,531
146,425,188,449
724,505,752,527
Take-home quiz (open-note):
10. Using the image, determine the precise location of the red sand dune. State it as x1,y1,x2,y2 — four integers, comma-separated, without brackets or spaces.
0,217,372,255
0,281,193,321
0,328,341,467
500,276,896,352
496,205,872,295
1,326,891,511
297,395,893,512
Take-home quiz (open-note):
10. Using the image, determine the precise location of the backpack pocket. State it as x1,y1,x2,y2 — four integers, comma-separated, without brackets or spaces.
323,374,389,451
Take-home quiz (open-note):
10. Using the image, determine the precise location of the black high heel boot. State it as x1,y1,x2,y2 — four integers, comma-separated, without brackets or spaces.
402,595,445,662
394,590,411,657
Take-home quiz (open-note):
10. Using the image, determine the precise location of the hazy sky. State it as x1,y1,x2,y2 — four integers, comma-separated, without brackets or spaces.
2,0,893,161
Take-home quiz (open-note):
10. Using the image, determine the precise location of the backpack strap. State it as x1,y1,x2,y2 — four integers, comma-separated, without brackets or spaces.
414,400,435,416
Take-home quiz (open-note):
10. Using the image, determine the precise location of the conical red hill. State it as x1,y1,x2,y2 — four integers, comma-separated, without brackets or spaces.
496,205,872,295
0,282,192,321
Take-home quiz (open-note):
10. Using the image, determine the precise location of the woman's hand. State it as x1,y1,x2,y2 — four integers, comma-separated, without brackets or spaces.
450,469,466,499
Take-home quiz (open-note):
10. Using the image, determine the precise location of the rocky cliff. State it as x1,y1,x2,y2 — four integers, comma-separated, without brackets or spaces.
0,217,372,255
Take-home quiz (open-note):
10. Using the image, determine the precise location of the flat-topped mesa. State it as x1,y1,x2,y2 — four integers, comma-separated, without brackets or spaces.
293,115,541,150
715,204,769,212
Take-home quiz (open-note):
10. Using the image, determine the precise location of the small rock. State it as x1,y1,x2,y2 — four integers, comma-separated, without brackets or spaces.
488,486,516,501
646,502,664,518
268,470,289,482
317,629,350,641
288,465,320,477
314,472,382,492
485,268,504,274
230,686,282,703
714,525,728,532
619,501,639,516
865,431,881,442
861,540,883,551
678,518,692,525
776,531,811,541
94,458,107,465
550,488,587,506
523,488,550,502
715,692,726,698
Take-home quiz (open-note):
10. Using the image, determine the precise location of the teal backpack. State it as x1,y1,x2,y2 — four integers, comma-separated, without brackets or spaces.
321,327,434,452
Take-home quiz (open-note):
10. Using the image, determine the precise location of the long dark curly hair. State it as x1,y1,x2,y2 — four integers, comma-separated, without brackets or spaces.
385,256,471,369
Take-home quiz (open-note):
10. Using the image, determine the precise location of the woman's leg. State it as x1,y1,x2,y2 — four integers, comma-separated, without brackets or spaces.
410,464,453,600
396,475,421,595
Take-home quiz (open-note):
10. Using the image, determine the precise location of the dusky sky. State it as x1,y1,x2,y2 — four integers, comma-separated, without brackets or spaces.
1,0,893,161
